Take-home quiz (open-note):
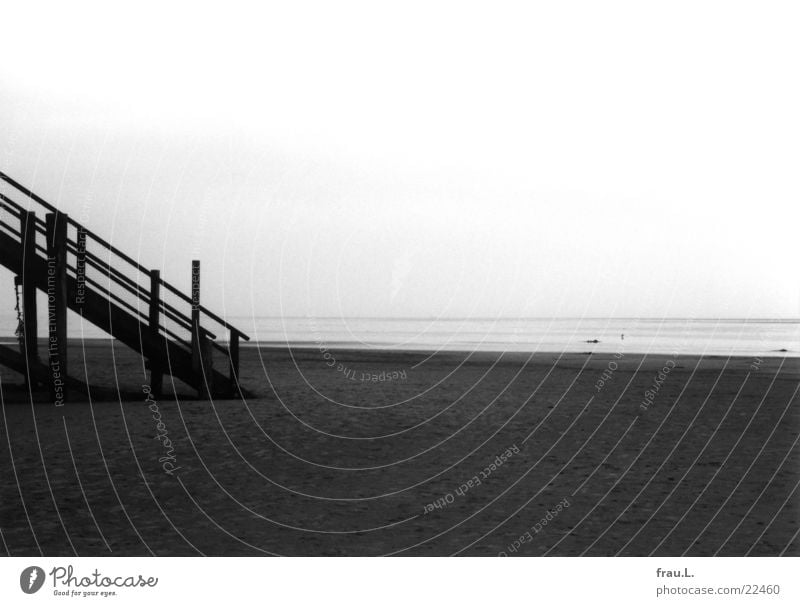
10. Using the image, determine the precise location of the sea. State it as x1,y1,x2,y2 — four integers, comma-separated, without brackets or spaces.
4,315,795,357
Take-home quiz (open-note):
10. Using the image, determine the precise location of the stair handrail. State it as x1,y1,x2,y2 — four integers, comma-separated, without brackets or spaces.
3,192,215,339
0,171,249,342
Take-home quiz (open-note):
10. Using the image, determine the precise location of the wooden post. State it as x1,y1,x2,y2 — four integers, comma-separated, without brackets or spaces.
190,260,211,398
19,211,39,386
75,226,87,312
229,329,240,396
200,336,213,398
46,212,68,405
149,269,163,397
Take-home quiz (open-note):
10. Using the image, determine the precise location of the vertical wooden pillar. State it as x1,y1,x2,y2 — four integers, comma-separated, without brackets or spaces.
190,260,211,398
229,330,240,396
149,269,163,397
75,226,87,312
46,212,68,405
19,211,39,385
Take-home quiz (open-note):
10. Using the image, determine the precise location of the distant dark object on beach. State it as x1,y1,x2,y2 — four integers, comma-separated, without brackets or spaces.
775,348,789,352
585,339,600,343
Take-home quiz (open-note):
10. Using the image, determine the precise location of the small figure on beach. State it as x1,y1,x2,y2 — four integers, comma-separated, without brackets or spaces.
621,333,625,341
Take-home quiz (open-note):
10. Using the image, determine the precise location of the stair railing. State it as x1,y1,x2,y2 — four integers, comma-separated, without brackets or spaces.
0,172,249,397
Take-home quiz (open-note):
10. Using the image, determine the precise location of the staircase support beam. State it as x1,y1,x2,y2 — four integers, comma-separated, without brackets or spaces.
149,269,163,397
46,212,68,405
75,226,87,313
229,330,240,397
19,210,39,386
190,260,212,398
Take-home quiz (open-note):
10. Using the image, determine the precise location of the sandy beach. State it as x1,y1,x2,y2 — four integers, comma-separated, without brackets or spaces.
1,341,798,556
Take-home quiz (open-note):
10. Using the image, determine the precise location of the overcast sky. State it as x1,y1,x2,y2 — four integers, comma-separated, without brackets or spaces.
1,1,798,320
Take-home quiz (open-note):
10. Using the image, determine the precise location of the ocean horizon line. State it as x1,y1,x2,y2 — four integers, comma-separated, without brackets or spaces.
229,315,800,323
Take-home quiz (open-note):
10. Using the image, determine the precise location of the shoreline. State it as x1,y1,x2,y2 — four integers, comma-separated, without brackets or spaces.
0,337,796,360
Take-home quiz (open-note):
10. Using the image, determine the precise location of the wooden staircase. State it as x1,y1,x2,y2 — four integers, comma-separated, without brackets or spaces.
0,171,250,401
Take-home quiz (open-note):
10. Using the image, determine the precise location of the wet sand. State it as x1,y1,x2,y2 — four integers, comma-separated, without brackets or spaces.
1,341,798,555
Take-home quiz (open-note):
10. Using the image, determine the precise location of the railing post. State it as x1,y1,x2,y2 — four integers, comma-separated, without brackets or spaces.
45,212,68,405
229,329,240,396
19,210,39,386
190,260,212,398
149,269,163,397
75,226,87,312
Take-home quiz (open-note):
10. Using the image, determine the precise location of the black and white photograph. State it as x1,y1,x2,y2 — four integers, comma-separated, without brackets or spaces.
1,0,798,603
